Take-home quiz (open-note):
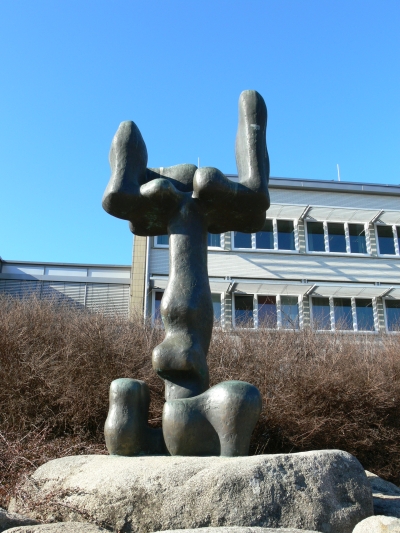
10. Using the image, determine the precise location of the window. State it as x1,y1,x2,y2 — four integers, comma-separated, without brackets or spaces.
355,299,374,331
277,220,295,251
281,296,299,329
385,300,400,332
154,291,163,322
234,295,254,327
307,222,325,252
258,295,277,327
312,296,377,332
208,233,222,248
328,223,346,253
349,224,367,254
377,225,398,255
233,231,252,249
212,293,222,322
155,235,169,246
233,219,297,252
312,297,331,330
333,298,353,330
256,220,274,249
306,221,369,255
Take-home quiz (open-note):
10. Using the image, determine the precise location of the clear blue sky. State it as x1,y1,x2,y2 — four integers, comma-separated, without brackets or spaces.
0,0,399,265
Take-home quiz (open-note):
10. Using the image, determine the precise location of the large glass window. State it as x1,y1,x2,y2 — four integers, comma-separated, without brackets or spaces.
349,224,367,254
397,227,400,253
211,293,221,322
333,298,353,330
386,300,400,331
355,299,374,331
377,225,395,255
312,297,331,330
277,220,295,250
156,235,169,246
234,232,252,249
256,220,274,249
281,296,299,329
258,295,277,327
234,295,254,327
307,222,325,252
328,223,346,253
208,233,221,247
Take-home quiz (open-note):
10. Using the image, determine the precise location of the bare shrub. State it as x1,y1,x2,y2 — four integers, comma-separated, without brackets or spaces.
1,295,400,506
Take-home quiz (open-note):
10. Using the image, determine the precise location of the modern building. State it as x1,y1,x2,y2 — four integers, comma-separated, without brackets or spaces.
132,176,400,333
0,259,131,316
2,176,400,332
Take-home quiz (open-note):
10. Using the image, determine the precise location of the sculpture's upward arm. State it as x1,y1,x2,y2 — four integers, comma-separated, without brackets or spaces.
193,90,270,233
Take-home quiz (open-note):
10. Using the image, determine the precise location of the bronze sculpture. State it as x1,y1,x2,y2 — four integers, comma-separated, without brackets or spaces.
103,90,269,456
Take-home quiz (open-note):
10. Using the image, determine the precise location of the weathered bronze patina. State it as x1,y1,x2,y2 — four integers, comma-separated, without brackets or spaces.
103,90,269,456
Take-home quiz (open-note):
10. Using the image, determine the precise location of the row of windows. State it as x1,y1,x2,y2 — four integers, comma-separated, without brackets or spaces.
155,221,400,256
153,290,400,332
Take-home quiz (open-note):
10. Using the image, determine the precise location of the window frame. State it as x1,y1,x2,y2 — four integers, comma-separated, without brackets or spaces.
232,218,299,253
383,297,400,333
310,295,378,333
305,220,370,256
154,234,224,249
233,293,302,330
375,223,400,257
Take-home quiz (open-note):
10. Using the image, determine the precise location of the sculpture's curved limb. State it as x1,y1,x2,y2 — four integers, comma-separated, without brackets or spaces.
193,90,270,233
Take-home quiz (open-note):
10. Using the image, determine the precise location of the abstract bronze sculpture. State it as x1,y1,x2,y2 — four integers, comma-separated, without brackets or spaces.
103,90,269,456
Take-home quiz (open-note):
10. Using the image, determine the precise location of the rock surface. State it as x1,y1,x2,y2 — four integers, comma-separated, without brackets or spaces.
366,471,400,518
157,529,320,533
0,508,40,533
5,524,108,533
353,515,400,533
9,451,373,533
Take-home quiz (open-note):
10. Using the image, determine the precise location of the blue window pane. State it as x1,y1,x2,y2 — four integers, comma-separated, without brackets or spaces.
312,297,331,330
355,299,374,331
377,226,395,255
277,220,295,250
307,222,325,252
349,224,367,254
156,235,169,246
154,291,163,323
328,223,346,253
235,295,254,327
212,293,221,321
281,296,299,329
334,298,353,330
256,219,274,249
397,227,400,252
258,295,277,327
386,300,400,331
208,233,221,247
234,232,252,249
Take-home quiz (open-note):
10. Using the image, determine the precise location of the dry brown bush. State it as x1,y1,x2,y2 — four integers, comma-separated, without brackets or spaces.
1,294,400,507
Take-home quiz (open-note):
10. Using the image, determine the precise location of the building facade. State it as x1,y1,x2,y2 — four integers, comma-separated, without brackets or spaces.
0,259,131,316
133,176,400,333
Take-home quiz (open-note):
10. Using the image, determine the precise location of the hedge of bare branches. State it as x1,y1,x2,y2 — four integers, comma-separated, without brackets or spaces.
1,294,400,507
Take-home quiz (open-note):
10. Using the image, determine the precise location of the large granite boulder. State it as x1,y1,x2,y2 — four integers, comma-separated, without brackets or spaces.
9,451,373,533
5,524,109,533
365,471,400,518
0,508,40,533
353,515,400,533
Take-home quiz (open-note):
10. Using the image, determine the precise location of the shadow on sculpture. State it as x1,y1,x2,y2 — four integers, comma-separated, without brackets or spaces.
103,90,269,456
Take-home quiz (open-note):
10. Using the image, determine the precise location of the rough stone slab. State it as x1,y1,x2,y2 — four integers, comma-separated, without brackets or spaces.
0,508,40,533
353,515,400,533
365,471,400,518
4,524,109,533
9,451,374,533
157,529,320,533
